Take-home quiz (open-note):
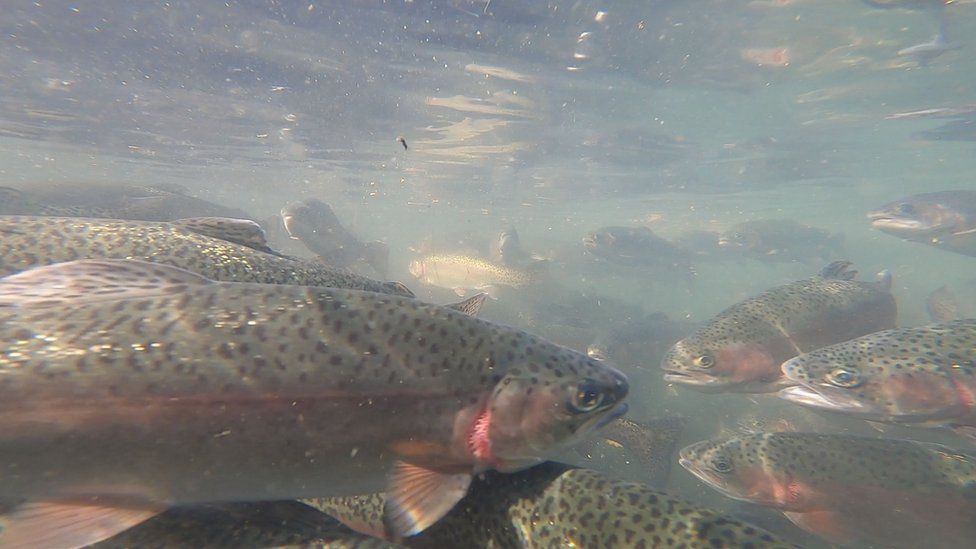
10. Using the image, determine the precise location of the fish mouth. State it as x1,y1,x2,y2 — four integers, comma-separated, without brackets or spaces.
662,370,726,390
280,212,299,239
777,385,867,412
595,402,629,430
867,213,931,233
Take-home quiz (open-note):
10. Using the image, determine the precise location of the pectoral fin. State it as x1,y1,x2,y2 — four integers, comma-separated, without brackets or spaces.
0,499,163,549
784,510,850,545
383,461,471,538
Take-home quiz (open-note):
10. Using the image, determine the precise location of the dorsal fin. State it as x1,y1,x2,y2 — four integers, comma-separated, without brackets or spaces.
0,259,211,308
819,260,856,280
170,217,276,254
446,293,488,316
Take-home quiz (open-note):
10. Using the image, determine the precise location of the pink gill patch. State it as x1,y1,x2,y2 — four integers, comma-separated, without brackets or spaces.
468,408,495,464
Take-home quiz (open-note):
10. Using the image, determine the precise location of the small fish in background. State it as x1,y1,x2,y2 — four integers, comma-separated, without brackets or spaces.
573,415,688,489
396,135,408,150
587,311,698,370
717,219,844,265
582,225,695,278
679,432,976,548
408,254,548,298
308,462,800,548
672,229,729,260
779,318,976,437
662,261,896,393
280,198,390,277
487,226,534,267
92,501,397,549
926,285,968,321
868,190,976,257
0,259,628,546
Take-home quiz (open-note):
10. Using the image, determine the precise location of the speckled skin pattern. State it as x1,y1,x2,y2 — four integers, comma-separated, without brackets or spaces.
680,432,976,548
662,263,896,392
92,501,401,549
575,416,688,488
0,215,413,296
311,462,799,548
0,260,627,506
781,319,976,425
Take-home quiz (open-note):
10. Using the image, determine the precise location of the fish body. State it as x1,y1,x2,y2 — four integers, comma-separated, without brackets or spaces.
588,311,696,369
93,501,399,549
0,259,628,546
0,215,412,297
662,261,896,393
408,254,545,297
718,219,843,263
582,226,692,271
0,182,250,221
280,199,389,277
488,226,534,268
573,415,688,488
868,190,976,256
309,463,799,548
778,319,976,429
680,432,976,548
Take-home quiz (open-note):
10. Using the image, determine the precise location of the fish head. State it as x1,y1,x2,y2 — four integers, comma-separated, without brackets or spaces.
679,435,819,511
280,199,341,240
661,331,780,393
718,227,758,250
477,352,629,472
867,196,966,240
581,228,616,253
779,346,969,424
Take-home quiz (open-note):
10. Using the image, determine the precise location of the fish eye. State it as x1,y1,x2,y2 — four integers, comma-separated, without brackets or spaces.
710,456,733,473
826,367,862,388
570,380,606,413
896,203,915,215
694,354,715,368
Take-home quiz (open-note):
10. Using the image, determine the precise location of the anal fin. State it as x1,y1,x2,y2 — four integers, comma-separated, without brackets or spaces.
383,461,471,539
0,499,164,549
